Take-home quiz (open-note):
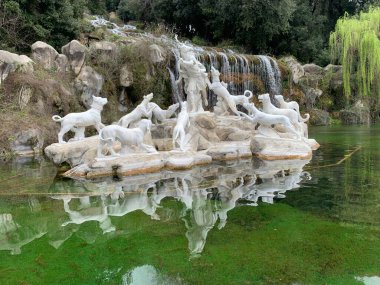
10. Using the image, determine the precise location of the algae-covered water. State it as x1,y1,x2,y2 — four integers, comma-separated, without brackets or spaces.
0,126,379,285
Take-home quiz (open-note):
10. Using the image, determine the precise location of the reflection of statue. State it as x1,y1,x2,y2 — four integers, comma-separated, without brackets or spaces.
107,184,160,220
183,189,217,257
97,119,157,157
176,43,209,113
52,95,107,143
61,197,115,234
118,93,155,128
172,102,190,151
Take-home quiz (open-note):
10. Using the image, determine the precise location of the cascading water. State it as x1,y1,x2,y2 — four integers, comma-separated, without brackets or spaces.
88,16,283,107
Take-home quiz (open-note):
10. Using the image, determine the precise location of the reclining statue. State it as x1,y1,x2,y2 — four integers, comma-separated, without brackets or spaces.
258,93,305,133
274,95,310,122
52,95,107,144
172,101,190,151
118,93,155,128
242,102,301,140
147,102,179,124
97,119,157,157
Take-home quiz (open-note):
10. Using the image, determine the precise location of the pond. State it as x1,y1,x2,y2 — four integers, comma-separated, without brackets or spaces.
0,126,379,285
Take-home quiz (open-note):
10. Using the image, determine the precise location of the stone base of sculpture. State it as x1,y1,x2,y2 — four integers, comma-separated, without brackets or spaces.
44,112,319,178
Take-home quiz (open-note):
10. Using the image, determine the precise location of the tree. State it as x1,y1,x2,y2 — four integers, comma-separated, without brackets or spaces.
330,7,380,100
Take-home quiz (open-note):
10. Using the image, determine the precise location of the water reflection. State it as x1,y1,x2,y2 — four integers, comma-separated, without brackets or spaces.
0,158,311,257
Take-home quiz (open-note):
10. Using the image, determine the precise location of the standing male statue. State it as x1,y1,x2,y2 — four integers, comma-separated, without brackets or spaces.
175,39,210,113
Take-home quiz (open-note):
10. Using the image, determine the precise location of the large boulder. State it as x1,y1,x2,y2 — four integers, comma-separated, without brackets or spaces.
10,129,44,155
61,40,87,74
54,54,69,72
301,86,323,109
281,56,304,84
0,50,34,84
309,109,330,126
90,41,117,55
149,44,166,64
31,41,59,69
340,100,371,125
74,66,104,105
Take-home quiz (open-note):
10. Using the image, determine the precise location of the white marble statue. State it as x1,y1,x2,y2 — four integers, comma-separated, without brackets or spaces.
147,102,179,124
172,101,190,151
52,95,107,144
274,95,309,138
118,93,156,127
175,39,209,113
242,102,301,139
258,93,304,133
209,67,249,117
274,95,310,122
97,119,157,157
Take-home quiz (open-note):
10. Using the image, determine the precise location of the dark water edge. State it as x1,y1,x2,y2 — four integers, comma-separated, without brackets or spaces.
0,126,379,285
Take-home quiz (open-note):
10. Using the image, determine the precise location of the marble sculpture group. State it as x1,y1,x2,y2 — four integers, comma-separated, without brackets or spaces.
52,41,312,159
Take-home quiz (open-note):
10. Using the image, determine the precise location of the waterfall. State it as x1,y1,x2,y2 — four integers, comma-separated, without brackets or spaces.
88,16,283,106
257,55,282,95
167,67,182,103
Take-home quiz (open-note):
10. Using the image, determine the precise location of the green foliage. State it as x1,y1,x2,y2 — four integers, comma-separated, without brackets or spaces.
0,0,87,51
330,7,380,100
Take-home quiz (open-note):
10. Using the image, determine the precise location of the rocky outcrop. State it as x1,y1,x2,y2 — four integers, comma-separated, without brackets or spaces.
90,41,117,55
10,129,44,155
31,41,59,69
61,40,87,74
149,44,166,64
309,109,330,126
54,54,68,72
340,100,371,125
120,65,133,87
281,56,304,84
74,66,104,105
0,50,34,84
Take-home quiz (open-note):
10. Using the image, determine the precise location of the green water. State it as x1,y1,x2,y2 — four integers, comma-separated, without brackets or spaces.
0,126,379,285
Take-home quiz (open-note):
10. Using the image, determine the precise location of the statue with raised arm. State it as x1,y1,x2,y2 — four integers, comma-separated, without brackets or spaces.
175,37,210,113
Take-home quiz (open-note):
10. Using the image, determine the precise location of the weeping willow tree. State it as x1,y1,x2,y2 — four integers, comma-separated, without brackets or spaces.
330,7,380,101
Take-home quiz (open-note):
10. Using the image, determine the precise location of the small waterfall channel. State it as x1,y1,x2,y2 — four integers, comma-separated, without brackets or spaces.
88,16,282,106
